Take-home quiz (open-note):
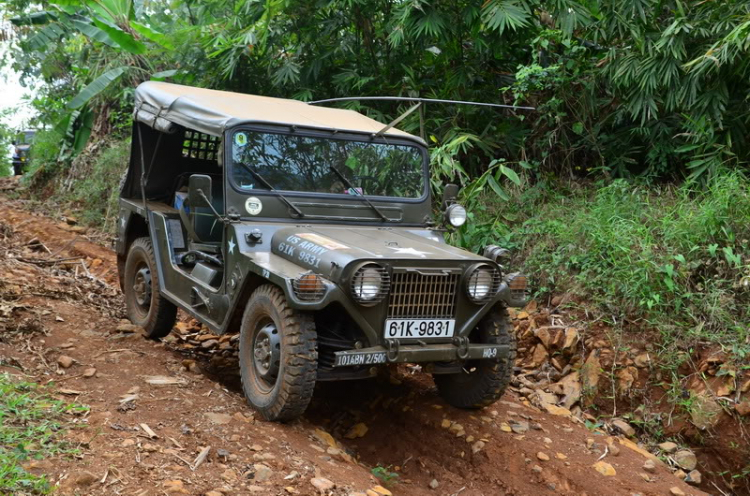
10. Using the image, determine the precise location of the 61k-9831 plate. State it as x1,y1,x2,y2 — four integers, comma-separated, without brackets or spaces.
384,319,456,340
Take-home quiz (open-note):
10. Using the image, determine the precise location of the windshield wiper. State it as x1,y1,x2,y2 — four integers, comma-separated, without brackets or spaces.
237,162,305,218
328,165,390,222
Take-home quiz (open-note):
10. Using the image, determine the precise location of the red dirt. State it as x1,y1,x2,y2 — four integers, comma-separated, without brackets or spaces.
0,197,707,496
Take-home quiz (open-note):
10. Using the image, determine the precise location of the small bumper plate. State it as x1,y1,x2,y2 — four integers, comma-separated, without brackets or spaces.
333,342,509,367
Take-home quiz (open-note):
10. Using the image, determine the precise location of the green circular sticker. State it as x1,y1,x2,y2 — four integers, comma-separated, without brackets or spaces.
234,132,248,146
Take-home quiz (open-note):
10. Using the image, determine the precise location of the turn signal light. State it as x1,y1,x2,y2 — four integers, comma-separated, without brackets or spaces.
292,273,326,301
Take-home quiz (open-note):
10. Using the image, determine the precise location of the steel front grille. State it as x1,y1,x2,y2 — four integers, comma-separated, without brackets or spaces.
387,271,459,319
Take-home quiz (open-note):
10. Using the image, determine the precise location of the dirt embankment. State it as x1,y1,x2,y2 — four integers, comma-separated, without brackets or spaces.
0,192,708,496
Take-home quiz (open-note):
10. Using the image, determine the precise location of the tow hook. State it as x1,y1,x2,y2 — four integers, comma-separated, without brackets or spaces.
385,339,400,362
453,336,470,359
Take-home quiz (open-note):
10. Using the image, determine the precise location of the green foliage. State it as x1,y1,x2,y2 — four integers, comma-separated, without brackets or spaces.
484,172,750,342
0,373,88,495
371,465,399,486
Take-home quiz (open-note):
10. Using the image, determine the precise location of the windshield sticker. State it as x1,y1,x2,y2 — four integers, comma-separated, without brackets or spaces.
245,197,263,216
296,233,347,250
234,132,248,147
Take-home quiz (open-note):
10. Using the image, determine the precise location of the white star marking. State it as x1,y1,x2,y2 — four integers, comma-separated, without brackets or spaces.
228,238,236,255
388,246,429,258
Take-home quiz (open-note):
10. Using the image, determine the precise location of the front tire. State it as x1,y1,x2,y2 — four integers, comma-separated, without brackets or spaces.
239,284,317,421
434,307,516,409
123,237,177,339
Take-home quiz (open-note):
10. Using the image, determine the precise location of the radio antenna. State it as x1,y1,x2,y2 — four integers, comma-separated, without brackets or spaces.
308,96,534,140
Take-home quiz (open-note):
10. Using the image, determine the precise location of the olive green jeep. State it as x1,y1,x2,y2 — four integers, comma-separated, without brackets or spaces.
117,82,528,421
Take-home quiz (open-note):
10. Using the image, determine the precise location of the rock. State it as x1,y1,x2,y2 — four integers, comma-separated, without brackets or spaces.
116,323,138,333
586,439,595,449
449,423,465,437
82,367,97,378
611,419,636,437
206,492,224,496
528,344,549,368
607,442,620,457
686,470,702,485
633,353,651,368
592,461,616,476
562,328,579,350
543,437,552,445
689,392,723,429
310,477,335,494
75,471,97,487
581,352,601,391
669,488,685,496
674,450,697,471
57,355,74,369
532,465,543,474
642,459,656,473
658,441,678,453
736,399,750,416
201,339,219,349
441,419,451,429
429,479,439,489
500,422,512,433
254,464,274,482
471,440,485,454
534,327,565,350
163,480,189,494
345,422,368,439
221,469,237,482
674,470,687,480
370,486,392,496
537,452,550,461
530,389,558,410
544,404,572,417
510,421,529,434
143,443,158,452
205,412,233,425
616,367,638,394
121,438,135,447
550,372,581,409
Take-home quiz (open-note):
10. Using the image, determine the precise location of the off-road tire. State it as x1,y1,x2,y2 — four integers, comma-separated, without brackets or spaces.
433,307,516,409
239,284,317,422
123,237,177,339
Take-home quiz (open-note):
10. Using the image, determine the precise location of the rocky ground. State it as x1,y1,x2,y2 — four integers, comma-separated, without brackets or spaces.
0,182,723,495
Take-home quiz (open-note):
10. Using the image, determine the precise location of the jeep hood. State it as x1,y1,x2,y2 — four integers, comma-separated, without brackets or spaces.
270,225,486,277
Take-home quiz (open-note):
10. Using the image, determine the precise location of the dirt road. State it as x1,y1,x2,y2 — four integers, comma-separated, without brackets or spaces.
0,196,705,496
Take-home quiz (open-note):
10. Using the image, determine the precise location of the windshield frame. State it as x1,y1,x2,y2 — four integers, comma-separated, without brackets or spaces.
224,123,430,204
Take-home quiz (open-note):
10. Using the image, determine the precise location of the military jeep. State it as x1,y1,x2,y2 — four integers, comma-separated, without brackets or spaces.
117,82,527,421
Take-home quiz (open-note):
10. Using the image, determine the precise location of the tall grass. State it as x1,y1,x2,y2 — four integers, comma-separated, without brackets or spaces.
463,172,750,342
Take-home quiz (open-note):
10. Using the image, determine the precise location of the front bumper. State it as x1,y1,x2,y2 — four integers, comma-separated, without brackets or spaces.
333,340,510,367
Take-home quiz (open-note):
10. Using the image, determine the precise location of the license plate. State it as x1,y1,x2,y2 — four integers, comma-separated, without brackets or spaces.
384,319,456,340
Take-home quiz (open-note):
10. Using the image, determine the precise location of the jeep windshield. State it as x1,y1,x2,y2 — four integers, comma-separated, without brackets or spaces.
230,130,426,199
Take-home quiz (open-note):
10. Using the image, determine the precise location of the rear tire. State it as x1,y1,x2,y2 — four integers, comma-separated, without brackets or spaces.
434,307,516,409
239,284,317,422
123,237,177,339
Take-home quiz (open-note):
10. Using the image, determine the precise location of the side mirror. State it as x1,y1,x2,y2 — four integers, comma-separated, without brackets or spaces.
188,174,213,208
442,183,460,209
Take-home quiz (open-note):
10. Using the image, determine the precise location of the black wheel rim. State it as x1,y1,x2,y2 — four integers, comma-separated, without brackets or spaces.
132,264,152,312
253,320,281,392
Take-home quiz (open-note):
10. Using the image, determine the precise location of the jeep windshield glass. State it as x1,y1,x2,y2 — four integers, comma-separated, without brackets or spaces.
230,130,425,199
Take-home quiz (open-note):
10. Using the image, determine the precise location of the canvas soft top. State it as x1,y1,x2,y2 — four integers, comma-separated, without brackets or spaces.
134,81,423,143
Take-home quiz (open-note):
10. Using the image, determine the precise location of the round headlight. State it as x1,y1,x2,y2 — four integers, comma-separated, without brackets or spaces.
446,204,467,227
351,264,389,304
466,266,497,303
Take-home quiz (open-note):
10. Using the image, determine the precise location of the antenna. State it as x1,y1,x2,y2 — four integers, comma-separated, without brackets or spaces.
308,96,534,140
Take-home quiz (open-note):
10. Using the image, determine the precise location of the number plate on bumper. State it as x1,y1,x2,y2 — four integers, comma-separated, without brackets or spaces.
384,319,455,340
